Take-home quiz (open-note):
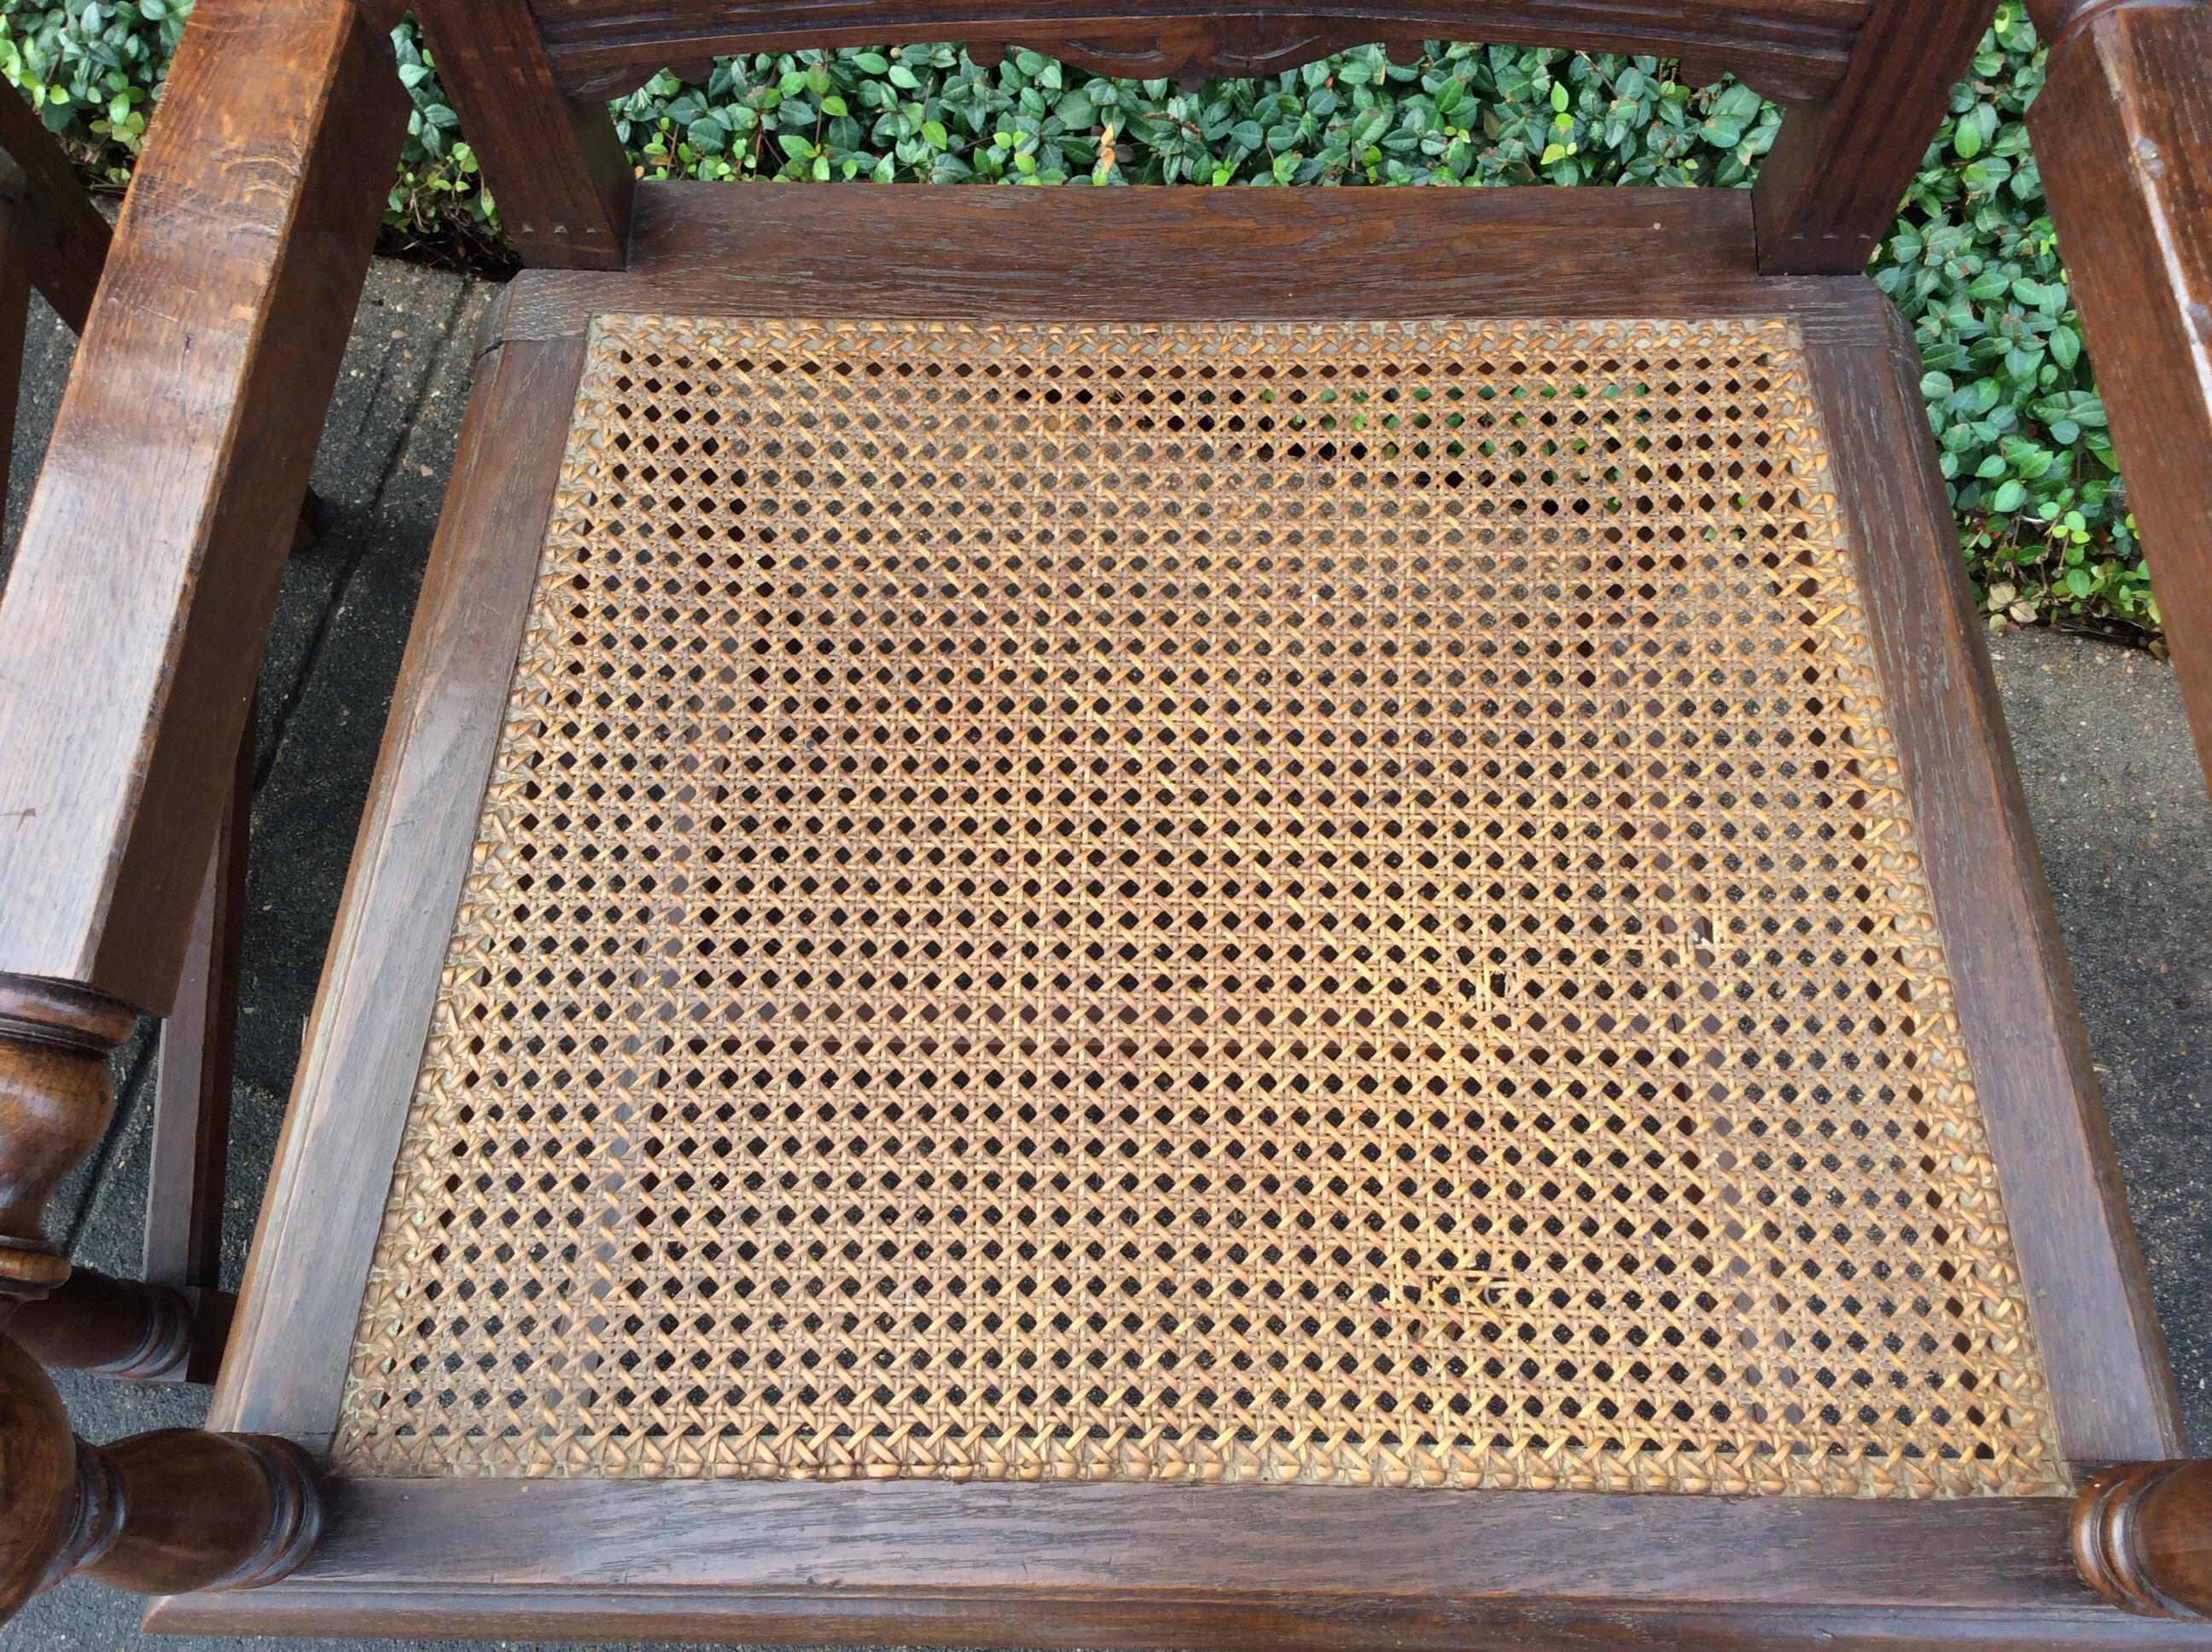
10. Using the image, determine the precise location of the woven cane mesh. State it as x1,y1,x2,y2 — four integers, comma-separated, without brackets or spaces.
335,315,2064,1498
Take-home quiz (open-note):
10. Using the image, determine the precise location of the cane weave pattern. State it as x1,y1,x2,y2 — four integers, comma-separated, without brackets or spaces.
335,315,2064,1498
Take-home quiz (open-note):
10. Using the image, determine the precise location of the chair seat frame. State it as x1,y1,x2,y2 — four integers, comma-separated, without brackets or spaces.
0,0,2208,1638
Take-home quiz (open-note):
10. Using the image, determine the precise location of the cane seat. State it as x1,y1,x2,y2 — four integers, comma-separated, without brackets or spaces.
328,310,2063,1499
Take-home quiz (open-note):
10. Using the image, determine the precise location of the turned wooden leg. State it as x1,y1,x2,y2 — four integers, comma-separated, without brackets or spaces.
0,977,135,1303
0,963,315,1626
2074,1460,2212,1620
0,970,233,1384
0,1335,318,1620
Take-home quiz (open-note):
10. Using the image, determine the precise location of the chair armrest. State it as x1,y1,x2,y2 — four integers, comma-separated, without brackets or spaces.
2014,10,2212,1621
2027,0,2212,798
0,0,408,1020
0,0,406,1318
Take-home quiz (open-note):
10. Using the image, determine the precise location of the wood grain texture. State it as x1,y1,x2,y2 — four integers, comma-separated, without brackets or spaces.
178,167,2201,1643
1753,0,1994,274
966,21,1423,91
207,330,589,1448
503,179,1894,340
529,0,1868,102
0,1328,322,1621
413,0,633,269
0,84,110,335
2030,0,2143,48
0,0,409,1015
2025,0,2212,790
1802,314,2183,1466
151,1475,2212,1647
68,1428,321,1597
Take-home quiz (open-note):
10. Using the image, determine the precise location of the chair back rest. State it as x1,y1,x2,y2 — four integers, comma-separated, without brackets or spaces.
415,0,1997,275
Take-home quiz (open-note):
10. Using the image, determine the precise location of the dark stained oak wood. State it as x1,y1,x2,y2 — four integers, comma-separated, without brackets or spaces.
152,1475,2212,1647
2030,0,2145,46
504,178,1894,339
2029,8,2212,1597
67,1425,320,1597
0,0,409,1017
2023,0,2212,790
0,84,111,335
5,1267,194,1381
528,0,1868,102
0,1332,82,1619
209,327,590,1449
0,0,2197,1635
2077,1461,2212,1621
0,955,230,1384
1753,0,1994,274
414,0,634,269
963,21,1424,92
0,1335,320,1621
1801,312,2183,1466
0,4,405,1414
0,978,134,1304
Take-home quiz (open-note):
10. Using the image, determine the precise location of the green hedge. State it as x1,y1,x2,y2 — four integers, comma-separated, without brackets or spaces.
0,1,2151,637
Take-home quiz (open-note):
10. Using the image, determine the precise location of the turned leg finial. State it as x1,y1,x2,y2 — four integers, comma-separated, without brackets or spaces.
2074,1460,2212,1620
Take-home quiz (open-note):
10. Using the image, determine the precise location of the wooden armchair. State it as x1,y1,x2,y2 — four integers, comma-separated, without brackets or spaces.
1,0,2209,1640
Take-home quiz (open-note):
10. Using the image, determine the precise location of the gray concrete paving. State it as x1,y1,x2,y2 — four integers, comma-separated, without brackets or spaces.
0,266,2207,1650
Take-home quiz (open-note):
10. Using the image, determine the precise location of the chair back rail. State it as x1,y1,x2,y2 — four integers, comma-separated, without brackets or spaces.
418,0,1972,273
526,0,1872,101
1752,0,1994,271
